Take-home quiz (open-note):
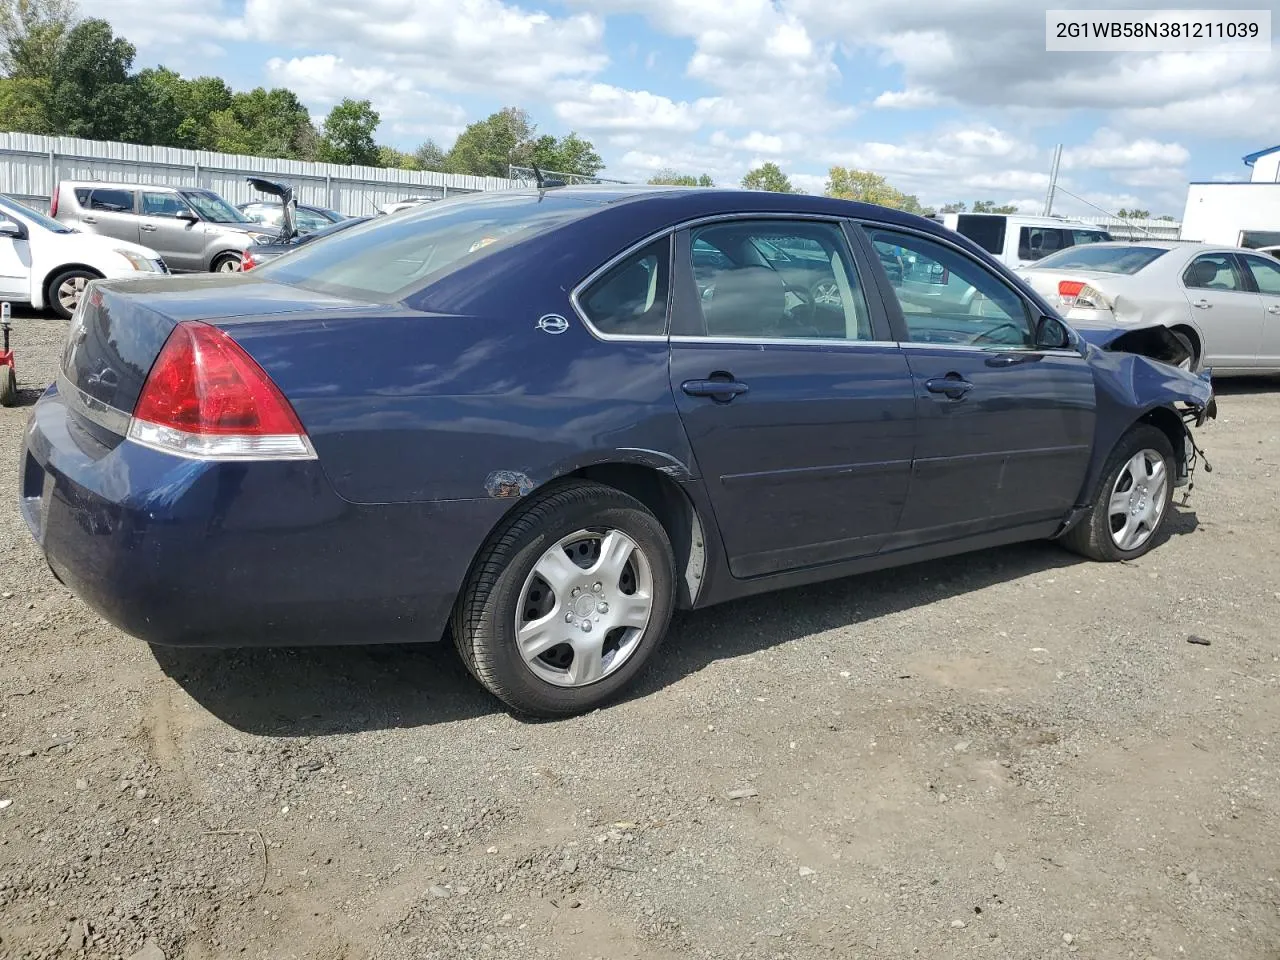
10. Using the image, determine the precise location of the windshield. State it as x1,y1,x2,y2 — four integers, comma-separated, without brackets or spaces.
0,193,73,233
182,191,252,223
256,192,600,301
1032,245,1168,275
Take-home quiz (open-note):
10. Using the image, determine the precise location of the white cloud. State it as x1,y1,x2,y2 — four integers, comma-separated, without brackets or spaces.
873,88,947,110
1062,129,1190,170
242,0,607,94
551,84,717,134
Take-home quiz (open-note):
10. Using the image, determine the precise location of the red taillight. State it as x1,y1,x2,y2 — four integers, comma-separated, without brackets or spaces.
240,250,257,270
1058,280,1085,298
50,184,59,218
128,321,314,460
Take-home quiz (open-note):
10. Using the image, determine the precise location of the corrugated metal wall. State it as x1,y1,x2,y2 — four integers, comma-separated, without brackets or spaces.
0,132,521,215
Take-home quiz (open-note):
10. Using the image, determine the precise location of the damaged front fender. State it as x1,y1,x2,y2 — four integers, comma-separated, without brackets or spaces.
1071,329,1216,521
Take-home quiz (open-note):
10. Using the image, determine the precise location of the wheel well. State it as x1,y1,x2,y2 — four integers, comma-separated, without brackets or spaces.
1138,406,1187,480
42,263,102,304
568,463,707,609
1169,324,1201,362
210,250,240,267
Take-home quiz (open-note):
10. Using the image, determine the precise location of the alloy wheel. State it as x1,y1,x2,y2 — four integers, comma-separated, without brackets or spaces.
515,528,654,687
1107,448,1168,551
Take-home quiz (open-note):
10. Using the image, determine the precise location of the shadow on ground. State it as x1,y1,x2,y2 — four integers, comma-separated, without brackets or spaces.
154,507,1198,736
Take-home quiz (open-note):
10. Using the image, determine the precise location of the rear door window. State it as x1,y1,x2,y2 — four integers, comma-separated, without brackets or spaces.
1182,253,1246,291
1018,227,1067,261
1070,229,1111,245
87,188,134,213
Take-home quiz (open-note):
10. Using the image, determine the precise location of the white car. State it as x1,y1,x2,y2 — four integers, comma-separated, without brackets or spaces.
0,193,168,319
1018,240,1280,375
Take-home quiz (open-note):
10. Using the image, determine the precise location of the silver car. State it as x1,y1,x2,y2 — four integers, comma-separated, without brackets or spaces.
51,181,278,273
1019,240,1280,374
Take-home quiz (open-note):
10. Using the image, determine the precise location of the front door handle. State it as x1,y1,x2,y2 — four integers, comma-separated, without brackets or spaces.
1268,305,1280,315
1192,299,1212,309
81,216,96,224
682,376,749,402
925,375,973,399
140,224,157,232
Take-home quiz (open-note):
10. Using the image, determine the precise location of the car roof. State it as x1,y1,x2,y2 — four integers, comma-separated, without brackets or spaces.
60,181,202,193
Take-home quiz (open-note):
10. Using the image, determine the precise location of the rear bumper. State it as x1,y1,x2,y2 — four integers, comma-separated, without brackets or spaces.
19,385,510,647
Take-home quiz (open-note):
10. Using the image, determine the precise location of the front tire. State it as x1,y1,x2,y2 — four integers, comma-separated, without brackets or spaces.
1060,423,1176,562
47,268,100,320
452,481,676,717
211,252,242,273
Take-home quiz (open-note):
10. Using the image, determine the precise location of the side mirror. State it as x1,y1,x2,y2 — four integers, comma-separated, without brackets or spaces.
175,208,197,221
0,219,21,238
1035,314,1072,350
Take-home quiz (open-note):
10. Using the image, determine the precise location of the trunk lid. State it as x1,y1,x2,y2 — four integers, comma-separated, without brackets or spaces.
1017,267,1129,303
60,274,359,430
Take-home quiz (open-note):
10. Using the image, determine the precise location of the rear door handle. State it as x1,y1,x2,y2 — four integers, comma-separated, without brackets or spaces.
682,377,749,402
1268,305,1280,315
925,376,973,399
1192,299,1212,309
140,224,156,232
81,216,96,224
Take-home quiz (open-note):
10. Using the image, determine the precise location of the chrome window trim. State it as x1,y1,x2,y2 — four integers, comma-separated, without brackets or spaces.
569,212,857,343
669,335,900,348
56,369,132,435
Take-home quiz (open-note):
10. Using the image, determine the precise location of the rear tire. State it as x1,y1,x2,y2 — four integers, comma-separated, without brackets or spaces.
0,366,15,406
451,481,676,718
1060,423,1176,562
1169,328,1200,372
47,268,99,320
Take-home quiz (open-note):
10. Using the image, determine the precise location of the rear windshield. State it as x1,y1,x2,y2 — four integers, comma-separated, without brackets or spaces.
256,192,600,302
1032,245,1168,274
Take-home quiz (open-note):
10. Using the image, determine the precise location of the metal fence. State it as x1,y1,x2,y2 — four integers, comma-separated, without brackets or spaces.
0,132,522,217
1088,216,1184,241
507,164,630,187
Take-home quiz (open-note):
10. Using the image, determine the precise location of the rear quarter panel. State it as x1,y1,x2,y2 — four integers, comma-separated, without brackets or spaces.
224,308,694,505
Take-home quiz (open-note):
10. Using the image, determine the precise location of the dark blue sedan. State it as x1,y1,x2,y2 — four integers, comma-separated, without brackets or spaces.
19,186,1216,716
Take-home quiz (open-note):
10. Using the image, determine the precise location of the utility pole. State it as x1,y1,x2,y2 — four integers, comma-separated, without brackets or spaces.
1043,144,1062,216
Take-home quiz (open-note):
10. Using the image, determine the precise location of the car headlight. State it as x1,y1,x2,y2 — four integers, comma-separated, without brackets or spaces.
115,249,160,272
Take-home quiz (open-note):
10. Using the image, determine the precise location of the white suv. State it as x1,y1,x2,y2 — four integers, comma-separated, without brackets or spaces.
0,193,167,319
944,213,1113,269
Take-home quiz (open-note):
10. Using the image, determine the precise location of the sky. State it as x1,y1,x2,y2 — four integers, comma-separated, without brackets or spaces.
90,0,1280,219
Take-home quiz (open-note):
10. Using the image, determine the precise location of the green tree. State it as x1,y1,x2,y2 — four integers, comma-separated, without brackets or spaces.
46,18,146,141
445,106,532,177
317,97,379,166
1155,214,1176,221
825,166,922,212
741,162,793,193
413,139,446,171
648,168,714,186
377,145,416,169
136,67,232,148
0,0,76,80
0,74,50,131
940,201,966,213
528,131,603,177
211,86,316,159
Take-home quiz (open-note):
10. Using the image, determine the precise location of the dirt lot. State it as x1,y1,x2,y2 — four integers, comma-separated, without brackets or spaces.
1,313,1279,960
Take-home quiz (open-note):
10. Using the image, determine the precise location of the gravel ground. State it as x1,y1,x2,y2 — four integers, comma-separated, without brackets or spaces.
1,312,1279,960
